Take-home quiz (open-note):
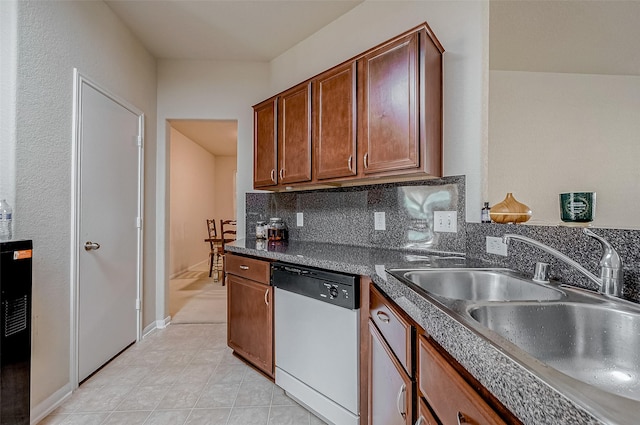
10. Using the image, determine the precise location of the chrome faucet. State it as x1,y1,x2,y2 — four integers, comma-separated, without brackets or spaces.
502,228,623,297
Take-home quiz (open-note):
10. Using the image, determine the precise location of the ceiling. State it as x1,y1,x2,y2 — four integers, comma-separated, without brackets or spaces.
105,1,639,154
104,0,362,155
169,119,238,156
105,0,363,62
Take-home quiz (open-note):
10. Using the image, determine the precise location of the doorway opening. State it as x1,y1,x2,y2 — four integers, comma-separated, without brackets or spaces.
168,119,237,324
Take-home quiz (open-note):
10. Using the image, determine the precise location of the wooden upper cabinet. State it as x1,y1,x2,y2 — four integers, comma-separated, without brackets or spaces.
278,82,312,185
359,31,419,175
359,27,443,178
252,23,444,190
253,97,278,188
313,61,357,180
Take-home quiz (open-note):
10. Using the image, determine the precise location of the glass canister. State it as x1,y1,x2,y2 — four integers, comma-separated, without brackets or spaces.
255,220,267,239
267,218,287,241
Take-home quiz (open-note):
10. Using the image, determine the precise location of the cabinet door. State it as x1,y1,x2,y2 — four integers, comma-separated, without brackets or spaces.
416,397,439,425
227,275,273,377
359,31,419,175
419,337,507,425
369,321,413,425
313,61,357,180
278,82,312,185
253,97,278,188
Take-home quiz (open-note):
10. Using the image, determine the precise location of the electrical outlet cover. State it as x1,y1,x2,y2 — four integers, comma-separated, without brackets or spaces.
434,211,457,233
296,212,303,227
486,236,508,256
374,212,386,231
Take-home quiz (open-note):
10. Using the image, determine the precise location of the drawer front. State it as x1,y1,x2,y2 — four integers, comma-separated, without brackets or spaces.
417,396,439,425
370,285,413,377
225,253,271,284
419,336,507,425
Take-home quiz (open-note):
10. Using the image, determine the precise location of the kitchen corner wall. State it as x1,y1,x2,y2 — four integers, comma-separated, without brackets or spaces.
246,176,466,254
466,223,640,304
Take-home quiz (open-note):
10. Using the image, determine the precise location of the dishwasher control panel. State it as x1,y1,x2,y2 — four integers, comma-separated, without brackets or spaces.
321,281,355,304
271,262,359,310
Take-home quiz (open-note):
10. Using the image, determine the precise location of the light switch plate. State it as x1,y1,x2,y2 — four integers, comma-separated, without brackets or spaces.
374,212,386,231
486,236,508,256
433,211,457,233
296,212,303,227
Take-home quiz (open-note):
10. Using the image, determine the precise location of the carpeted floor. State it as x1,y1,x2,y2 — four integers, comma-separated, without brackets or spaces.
169,267,227,324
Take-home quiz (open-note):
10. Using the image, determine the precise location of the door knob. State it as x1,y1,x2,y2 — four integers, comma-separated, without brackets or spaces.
84,241,101,251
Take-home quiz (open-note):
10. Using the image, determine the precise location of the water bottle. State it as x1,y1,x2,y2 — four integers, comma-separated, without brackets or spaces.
0,199,13,241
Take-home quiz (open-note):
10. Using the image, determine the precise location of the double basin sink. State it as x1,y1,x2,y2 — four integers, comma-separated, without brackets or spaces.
387,268,640,424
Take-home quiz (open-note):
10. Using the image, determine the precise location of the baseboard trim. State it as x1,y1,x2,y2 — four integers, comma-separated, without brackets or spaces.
142,316,171,338
30,383,73,425
157,316,171,329
169,259,209,279
142,321,156,338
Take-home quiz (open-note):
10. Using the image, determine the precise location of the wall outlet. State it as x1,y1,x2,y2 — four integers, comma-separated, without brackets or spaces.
486,236,508,256
433,211,457,233
374,212,386,231
296,212,303,227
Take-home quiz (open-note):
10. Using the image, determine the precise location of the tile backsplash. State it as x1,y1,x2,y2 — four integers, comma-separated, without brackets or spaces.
466,223,640,304
246,176,466,254
244,176,639,304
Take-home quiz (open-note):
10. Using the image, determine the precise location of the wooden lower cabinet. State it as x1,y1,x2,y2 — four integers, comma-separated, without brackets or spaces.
368,320,413,425
418,336,507,425
227,273,274,377
416,396,439,425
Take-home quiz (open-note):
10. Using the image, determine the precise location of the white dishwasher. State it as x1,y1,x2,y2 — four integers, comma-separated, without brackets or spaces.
272,262,360,425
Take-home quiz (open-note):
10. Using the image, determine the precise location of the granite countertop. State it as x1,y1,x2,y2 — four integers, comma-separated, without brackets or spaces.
226,239,613,425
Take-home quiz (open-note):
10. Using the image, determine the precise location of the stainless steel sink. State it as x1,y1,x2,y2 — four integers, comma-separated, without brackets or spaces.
389,269,565,302
387,264,640,423
469,302,640,401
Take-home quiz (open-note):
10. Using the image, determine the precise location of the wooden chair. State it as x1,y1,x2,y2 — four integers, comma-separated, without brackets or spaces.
219,219,237,285
205,219,220,278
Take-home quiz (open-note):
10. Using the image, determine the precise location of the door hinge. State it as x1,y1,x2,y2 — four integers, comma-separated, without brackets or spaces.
136,217,142,228
137,135,143,147
136,299,141,310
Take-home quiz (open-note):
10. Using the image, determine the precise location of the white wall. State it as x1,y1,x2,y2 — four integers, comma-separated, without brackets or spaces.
156,60,269,322
215,156,238,221
12,0,157,416
155,1,488,322
169,128,217,276
489,70,640,229
270,0,490,222
0,0,17,206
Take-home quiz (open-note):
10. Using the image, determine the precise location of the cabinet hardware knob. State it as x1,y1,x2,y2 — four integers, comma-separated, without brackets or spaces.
239,265,249,270
376,311,390,323
348,156,353,171
280,169,285,180
396,383,406,419
364,153,369,169
270,169,276,183
264,288,270,305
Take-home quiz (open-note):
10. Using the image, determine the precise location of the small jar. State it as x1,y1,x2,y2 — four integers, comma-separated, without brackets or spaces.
255,220,267,239
268,218,287,242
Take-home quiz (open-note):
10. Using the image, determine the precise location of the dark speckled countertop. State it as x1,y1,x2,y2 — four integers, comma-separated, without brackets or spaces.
226,239,618,425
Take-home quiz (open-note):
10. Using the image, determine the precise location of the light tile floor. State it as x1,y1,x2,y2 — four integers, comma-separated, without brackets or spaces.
41,324,327,425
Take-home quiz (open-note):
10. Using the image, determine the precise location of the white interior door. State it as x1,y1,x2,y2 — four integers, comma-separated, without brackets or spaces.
76,78,142,382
